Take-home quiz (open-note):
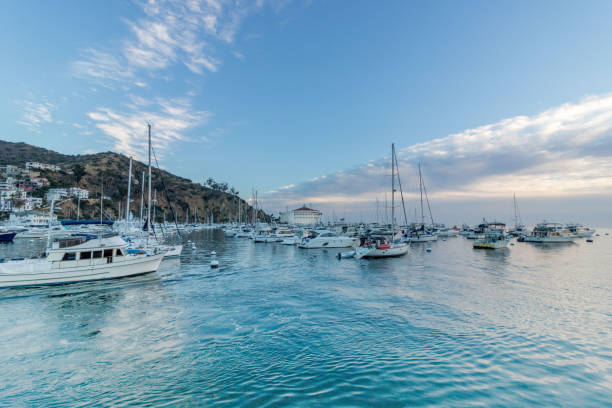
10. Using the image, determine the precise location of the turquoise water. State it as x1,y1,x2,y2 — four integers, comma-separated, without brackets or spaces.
0,230,611,406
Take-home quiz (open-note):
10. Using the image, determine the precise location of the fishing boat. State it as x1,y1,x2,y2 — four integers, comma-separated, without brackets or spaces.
473,221,510,249
0,234,163,288
523,223,575,243
356,144,409,259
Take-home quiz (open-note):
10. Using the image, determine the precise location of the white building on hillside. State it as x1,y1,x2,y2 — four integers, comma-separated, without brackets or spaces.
280,205,322,226
26,162,61,172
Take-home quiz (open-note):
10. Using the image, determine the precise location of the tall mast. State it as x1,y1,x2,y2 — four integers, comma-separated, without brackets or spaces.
153,188,157,225
100,176,103,225
419,162,424,226
146,123,152,245
140,171,145,221
391,143,396,240
125,156,132,235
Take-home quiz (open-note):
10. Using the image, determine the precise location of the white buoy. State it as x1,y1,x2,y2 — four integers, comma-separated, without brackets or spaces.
210,250,219,268
426,247,432,252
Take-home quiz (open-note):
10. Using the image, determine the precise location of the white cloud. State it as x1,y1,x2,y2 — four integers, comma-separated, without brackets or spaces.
15,98,55,132
71,49,133,86
87,97,211,160
72,0,267,84
265,93,612,210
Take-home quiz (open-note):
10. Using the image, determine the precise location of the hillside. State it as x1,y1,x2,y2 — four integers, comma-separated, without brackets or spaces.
0,140,268,223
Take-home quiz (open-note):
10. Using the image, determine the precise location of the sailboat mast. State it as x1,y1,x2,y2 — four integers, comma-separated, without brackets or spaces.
391,143,396,240
146,123,152,245
140,171,145,221
419,163,424,226
125,156,132,235
100,176,103,225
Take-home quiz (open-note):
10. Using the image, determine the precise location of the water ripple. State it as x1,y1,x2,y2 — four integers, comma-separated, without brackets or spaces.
0,230,611,406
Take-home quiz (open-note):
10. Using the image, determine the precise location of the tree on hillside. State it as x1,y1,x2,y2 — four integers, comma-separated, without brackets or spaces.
72,164,87,185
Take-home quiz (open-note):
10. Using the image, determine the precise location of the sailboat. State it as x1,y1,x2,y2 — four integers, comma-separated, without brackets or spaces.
0,127,165,288
403,163,437,242
126,125,183,259
509,193,526,236
355,144,409,259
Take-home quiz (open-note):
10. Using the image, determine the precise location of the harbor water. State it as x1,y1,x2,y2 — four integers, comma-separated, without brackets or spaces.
0,230,611,406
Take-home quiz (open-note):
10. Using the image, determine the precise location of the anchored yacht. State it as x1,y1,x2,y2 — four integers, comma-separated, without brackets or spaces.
0,235,163,288
523,223,575,243
473,222,510,249
298,230,359,249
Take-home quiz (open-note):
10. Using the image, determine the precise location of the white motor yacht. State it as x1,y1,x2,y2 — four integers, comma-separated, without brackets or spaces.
565,223,595,238
298,230,359,249
0,235,163,288
523,223,575,243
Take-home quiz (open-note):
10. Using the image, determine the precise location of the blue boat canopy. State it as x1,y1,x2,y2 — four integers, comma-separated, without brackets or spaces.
60,219,115,226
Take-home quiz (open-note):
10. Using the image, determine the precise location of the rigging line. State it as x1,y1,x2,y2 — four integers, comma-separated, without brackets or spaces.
393,148,409,227
151,145,182,239
420,166,435,226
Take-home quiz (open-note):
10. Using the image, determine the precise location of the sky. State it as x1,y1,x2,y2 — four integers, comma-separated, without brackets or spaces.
2,0,612,226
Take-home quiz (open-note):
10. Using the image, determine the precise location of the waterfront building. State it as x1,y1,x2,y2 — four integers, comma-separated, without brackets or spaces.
280,205,322,226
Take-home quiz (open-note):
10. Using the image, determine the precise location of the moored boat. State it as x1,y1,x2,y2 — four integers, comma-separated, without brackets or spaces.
473,221,510,249
523,223,575,243
0,235,163,288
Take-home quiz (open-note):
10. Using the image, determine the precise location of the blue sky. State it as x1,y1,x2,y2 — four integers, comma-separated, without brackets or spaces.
2,0,612,225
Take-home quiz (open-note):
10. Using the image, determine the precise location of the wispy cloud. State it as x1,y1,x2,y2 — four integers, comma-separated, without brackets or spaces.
15,98,55,133
72,0,267,84
87,96,211,160
265,93,612,210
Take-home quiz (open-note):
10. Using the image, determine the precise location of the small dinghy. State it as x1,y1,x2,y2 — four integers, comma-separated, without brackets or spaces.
337,250,356,259
210,251,219,268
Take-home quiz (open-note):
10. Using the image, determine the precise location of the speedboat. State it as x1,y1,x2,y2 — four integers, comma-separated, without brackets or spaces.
523,223,575,243
0,235,163,288
298,230,359,249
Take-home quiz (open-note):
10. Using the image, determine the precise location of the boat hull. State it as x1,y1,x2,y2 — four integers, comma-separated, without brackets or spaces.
0,232,17,242
355,243,409,259
473,240,508,249
523,236,574,243
0,254,163,288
